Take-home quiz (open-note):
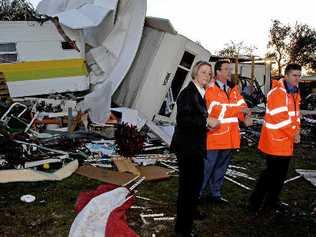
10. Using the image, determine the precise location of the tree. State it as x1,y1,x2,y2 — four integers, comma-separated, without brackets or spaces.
217,41,257,58
289,23,316,73
0,0,37,21
267,19,316,76
266,20,291,77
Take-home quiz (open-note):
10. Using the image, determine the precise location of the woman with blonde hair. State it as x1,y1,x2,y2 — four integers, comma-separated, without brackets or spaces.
171,60,218,237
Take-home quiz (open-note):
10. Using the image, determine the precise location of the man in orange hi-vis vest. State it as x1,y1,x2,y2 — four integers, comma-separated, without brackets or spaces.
200,60,253,204
249,63,302,213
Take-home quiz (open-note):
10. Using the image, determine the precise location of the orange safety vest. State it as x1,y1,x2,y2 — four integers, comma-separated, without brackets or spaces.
204,81,248,150
258,79,301,156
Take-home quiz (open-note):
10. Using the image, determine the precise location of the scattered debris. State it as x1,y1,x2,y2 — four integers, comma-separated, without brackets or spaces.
0,1,314,236
115,123,145,157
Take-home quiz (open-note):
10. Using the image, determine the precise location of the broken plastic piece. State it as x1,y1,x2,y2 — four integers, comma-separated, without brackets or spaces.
20,194,36,203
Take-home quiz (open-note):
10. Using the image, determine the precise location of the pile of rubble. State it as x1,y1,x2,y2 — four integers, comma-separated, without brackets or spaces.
0,95,176,182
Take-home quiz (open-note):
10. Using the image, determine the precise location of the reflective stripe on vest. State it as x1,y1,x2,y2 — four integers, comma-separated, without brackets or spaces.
208,99,246,114
266,106,288,115
264,86,293,129
220,117,239,124
264,118,292,129
208,102,241,124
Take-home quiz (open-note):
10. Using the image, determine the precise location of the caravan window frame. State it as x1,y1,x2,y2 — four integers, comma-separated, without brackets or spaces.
157,49,196,118
0,42,18,64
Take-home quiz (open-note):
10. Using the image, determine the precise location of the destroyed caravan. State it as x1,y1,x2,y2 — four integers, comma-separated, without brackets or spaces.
0,0,271,126
0,21,89,98
113,23,272,123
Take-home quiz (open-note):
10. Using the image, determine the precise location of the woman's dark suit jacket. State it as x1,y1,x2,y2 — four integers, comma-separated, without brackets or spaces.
171,81,208,157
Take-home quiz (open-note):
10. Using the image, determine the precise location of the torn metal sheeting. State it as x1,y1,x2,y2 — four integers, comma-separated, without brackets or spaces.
79,0,147,123
145,17,177,34
53,0,118,30
296,169,316,187
88,0,147,94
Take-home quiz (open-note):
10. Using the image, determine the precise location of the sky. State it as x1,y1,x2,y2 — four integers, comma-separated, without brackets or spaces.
29,0,316,57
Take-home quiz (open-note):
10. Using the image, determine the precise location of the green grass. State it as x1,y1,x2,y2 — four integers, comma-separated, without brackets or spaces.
0,146,315,237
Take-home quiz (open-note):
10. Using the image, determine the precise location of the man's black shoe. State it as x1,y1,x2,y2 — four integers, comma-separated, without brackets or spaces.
198,194,212,204
193,210,207,220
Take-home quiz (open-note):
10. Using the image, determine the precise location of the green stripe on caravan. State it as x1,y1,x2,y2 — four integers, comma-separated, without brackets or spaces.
0,59,88,82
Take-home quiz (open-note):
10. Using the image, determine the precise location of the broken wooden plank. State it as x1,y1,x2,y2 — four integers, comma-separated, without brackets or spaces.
76,165,138,186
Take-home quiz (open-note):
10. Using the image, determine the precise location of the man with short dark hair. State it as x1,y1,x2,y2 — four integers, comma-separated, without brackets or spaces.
249,63,302,213
201,60,252,204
